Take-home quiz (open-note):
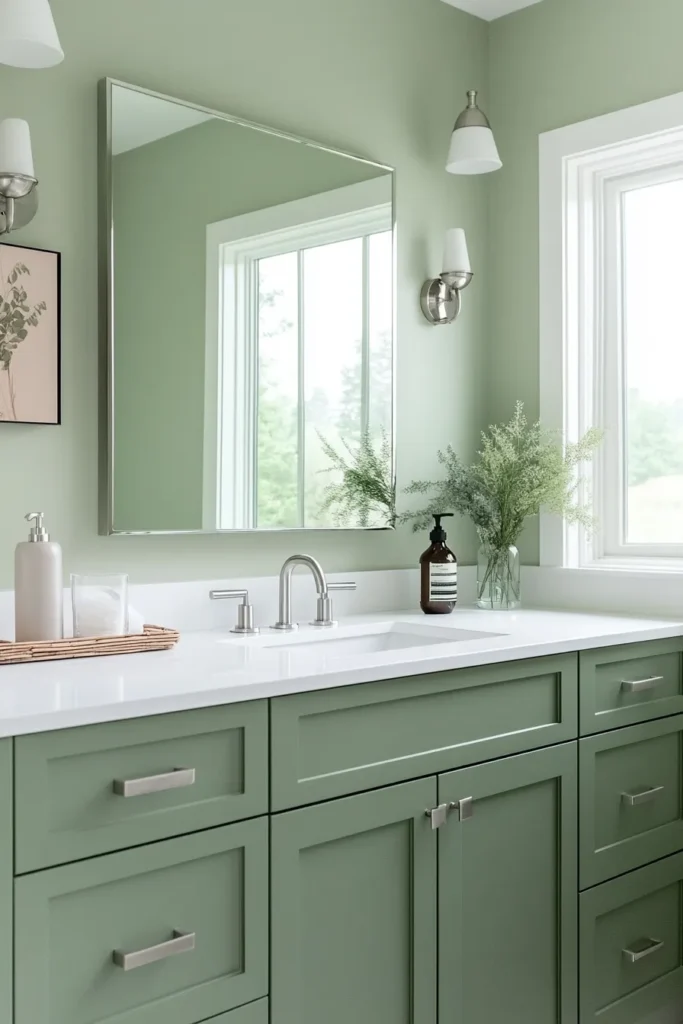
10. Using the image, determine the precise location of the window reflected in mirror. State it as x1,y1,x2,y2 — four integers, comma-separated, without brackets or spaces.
106,81,395,534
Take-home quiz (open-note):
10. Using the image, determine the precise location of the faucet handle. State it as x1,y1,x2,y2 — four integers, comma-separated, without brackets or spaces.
209,589,260,635
311,581,356,628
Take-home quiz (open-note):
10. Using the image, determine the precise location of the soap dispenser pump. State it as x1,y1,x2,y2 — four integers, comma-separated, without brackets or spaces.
14,512,63,642
420,513,458,615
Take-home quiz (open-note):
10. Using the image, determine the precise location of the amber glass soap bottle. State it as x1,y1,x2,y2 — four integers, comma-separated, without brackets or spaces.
420,513,458,615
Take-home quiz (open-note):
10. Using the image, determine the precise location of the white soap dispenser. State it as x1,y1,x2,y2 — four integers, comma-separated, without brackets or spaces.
14,512,63,642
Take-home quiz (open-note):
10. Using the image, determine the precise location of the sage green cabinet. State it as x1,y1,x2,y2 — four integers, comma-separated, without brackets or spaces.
580,715,683,887
15,818,269,1024
7,641,683,1024
438,744,578,1024
15,702,268,872
271,654,578,809
271,777,437,1024
580,851,683,1024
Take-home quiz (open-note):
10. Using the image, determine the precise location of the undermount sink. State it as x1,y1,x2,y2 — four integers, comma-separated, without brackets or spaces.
223,621,505,657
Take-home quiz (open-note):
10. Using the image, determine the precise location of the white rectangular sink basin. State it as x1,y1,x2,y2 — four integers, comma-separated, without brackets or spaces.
224,621,505,658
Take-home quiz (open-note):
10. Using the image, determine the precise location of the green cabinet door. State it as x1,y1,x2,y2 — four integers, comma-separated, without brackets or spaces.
439,743,578,1024
271,777,437,1024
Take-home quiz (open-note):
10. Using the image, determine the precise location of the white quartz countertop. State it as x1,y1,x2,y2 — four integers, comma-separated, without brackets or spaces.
0,607,681,737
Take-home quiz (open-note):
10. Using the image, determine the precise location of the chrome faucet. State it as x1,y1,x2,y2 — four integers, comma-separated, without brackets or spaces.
272,554,356,631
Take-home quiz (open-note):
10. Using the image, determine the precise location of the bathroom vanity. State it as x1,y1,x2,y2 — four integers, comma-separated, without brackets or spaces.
1,610,683,1024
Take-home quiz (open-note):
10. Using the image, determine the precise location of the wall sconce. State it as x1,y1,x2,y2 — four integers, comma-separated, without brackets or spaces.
421,229,473,326
0,120,38,235
446,90,502,176
0,0,64,68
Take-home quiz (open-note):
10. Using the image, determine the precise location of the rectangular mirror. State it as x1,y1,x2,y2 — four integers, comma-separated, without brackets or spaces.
100,80,396,534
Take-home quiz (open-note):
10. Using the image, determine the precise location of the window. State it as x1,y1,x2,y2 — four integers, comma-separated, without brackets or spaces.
540,91,683,570
621,175,683,546
203,179,393,530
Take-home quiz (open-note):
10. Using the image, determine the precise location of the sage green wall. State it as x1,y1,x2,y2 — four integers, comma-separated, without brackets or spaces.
0,0,489,586
112,118,384,532
488,0,683,562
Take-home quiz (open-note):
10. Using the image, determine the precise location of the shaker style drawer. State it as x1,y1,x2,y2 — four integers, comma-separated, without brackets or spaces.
579,715,683,888
15,819,269,1024
579,852,683,1024
271,654,578,809
580,639,683,735
15,702,268,872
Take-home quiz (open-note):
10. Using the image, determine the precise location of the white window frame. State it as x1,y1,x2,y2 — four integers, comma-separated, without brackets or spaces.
202,178,393,530
540,89,683,572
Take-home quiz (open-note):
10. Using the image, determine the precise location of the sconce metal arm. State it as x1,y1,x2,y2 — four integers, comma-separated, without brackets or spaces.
420,270,473,326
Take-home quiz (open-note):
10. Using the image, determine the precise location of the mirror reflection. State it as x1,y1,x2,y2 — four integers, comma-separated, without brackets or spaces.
107,82,395,533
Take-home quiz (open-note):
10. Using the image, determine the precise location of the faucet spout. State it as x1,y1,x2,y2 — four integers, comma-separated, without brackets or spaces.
272,554,328,632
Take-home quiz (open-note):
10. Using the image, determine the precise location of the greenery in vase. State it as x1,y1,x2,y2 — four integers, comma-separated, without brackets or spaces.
317,428,396,528
404,402,602,550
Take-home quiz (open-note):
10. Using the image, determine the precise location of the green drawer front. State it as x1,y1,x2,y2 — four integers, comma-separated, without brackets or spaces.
580,715,683,888
15,819,269,1024
271,654,578,809
200,999,268,1024
15,702,268,871
580,852,683,1024
580,639,683,735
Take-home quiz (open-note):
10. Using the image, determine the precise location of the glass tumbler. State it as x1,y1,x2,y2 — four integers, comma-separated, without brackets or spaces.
71,573,129,637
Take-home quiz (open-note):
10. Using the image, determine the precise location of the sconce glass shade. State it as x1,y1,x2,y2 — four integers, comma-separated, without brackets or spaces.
443,228,471,275
0,0,64,68
0,120,35,191
446,90,502,176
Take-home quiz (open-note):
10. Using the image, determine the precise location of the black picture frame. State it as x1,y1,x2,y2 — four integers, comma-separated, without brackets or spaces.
0,241,61,426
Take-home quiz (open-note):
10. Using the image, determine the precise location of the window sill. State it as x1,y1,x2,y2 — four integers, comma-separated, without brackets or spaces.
522,566,683,619
577,558,683,576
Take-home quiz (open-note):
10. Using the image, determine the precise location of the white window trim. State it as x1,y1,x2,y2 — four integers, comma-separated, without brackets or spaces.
202,178,393,530
540,89,683,574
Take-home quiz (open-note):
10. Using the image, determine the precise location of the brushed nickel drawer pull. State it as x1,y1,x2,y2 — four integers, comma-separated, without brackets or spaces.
113,767,196,798
113,929,195,971
621,785,665,807
622,937,664,963
620,675,664,694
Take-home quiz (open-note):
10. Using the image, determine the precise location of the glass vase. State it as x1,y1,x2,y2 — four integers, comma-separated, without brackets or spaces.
476,544,521,610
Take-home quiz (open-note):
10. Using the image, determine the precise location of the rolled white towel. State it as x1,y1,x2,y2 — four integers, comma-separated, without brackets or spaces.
72,591,147,638
74,588,126,637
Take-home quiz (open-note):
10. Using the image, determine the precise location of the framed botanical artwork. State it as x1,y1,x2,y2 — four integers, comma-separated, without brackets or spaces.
0,243,60,425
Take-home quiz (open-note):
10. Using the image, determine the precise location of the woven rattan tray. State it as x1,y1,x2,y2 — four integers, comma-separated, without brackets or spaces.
0,624,179,665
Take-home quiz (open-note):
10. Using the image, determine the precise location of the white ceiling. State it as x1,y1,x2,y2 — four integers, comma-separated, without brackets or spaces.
112,87,214,156
441,0,544,21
